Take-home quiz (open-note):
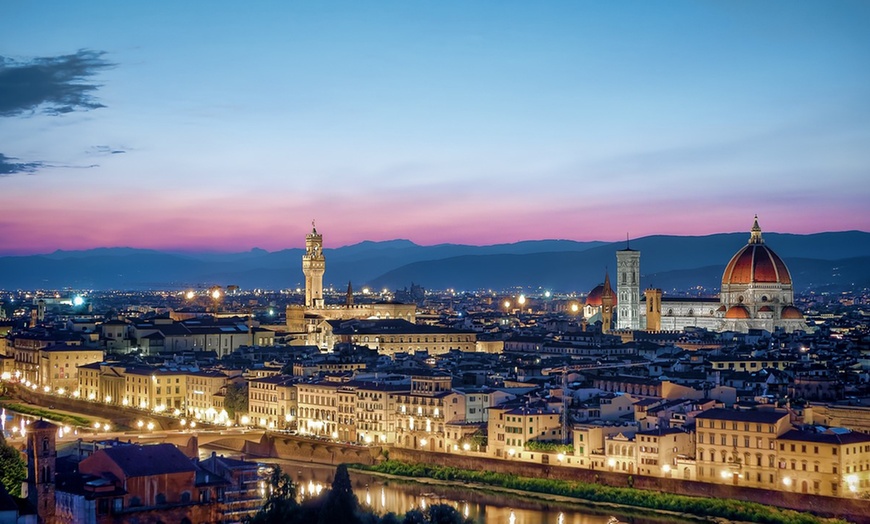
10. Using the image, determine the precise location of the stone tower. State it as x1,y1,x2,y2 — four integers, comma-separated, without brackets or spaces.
616,242,641,330
644,288,662,332
601,272,614,334
302,222,325,308
26,419,57,524
345,281,354,306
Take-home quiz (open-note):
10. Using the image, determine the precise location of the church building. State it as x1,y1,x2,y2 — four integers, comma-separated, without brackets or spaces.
616,217,808,334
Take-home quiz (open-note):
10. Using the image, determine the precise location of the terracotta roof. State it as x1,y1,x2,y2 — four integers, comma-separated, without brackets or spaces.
724,305,751,319
94,444,195,478
781,306,804,320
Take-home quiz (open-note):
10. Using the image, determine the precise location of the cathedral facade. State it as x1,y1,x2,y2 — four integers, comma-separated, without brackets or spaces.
616,217,808,334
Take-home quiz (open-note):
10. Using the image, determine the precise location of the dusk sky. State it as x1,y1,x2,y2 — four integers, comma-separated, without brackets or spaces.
2,1,869,255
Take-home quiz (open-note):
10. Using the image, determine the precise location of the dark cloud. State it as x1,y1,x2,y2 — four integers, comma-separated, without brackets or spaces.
0,49,114,117
0,153,45,175
88,145,127,155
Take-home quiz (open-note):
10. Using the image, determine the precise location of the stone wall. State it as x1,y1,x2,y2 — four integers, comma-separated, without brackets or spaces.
388,448,870,523
11,384,182,430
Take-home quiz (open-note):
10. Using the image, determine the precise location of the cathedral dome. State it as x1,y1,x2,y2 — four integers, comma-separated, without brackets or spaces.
721,217,792,286
586,282,616,307
781,305,804,319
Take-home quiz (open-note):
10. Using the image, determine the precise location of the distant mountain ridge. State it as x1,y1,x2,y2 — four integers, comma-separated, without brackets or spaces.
0,232,868,292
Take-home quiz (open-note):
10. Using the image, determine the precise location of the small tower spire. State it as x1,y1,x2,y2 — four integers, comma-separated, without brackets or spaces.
346,281,354,306
749,215,763,244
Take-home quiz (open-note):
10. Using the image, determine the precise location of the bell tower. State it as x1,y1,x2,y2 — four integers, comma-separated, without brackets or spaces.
601,272,614,334
26,420,57,524
302,222,325,308
645,288,662,332
616,239,641,330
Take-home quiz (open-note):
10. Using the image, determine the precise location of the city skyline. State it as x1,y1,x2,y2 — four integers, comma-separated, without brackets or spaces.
2,1,869,255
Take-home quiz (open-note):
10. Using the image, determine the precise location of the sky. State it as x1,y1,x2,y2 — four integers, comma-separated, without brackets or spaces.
1,1,869,255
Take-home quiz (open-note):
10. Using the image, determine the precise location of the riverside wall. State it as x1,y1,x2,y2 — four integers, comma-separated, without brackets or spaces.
10,383,189,431
388,448,870,523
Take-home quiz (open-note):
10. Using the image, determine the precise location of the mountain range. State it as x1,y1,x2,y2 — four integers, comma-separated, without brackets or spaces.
1,232,868,293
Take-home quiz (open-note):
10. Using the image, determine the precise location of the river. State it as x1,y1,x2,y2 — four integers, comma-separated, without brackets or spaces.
199,446,688,524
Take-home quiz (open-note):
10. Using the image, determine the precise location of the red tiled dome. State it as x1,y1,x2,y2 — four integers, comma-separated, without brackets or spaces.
781,306,804,319
758,305,774,312
722,218,792,286
586,282,616,307
725,305,751,319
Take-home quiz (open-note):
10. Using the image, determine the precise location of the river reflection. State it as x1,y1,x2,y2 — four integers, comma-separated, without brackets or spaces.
1,408,82,440
200,447,664,524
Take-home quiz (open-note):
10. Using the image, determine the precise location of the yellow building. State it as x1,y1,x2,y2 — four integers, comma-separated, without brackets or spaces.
394,374,452,452
636,427,694,478
295,380,340,437
38,344,103,392
695,408,791,488
776,429,870,497
186,370,230,422
248,375,288,428
488,400,563,460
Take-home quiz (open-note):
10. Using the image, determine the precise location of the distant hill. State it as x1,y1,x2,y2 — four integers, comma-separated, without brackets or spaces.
0,232,867,292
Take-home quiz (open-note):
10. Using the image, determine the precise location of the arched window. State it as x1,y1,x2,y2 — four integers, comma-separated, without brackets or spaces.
156,493,167,505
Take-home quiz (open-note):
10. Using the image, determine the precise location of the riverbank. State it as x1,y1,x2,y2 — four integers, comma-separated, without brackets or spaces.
351,461,852,524
0,400,96,428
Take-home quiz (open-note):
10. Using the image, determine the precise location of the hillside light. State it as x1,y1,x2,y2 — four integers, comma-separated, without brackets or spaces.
518,294,526,305
72,296,84,307
186,291,195,300
571,303,579,313
211,289,221,300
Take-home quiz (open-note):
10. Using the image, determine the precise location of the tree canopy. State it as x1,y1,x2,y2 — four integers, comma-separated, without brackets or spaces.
0,434,26,497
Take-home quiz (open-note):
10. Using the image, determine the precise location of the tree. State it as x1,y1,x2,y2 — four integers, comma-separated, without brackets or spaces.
319,463,360,524
402,504,471,524
0,434,26,497
224,382,249,419
245,466,297,524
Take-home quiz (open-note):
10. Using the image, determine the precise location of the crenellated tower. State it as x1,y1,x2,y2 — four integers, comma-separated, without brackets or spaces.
302,222,325,308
